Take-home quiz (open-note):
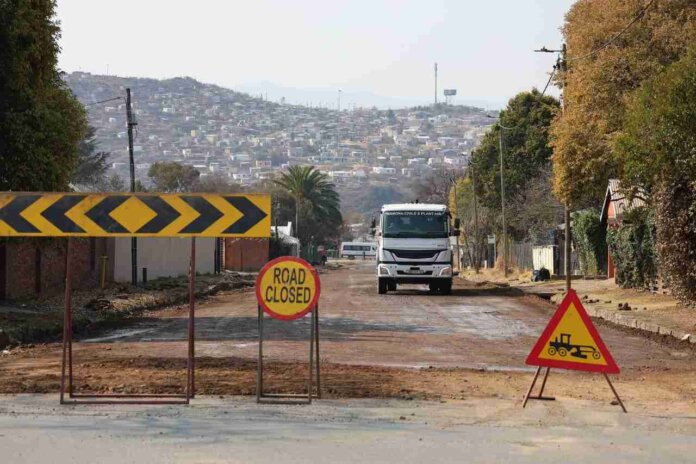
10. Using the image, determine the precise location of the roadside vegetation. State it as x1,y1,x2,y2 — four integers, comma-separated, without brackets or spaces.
457,1,695,305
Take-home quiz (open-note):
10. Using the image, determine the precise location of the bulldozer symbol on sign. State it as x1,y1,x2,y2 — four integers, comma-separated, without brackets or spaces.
547,333,601,360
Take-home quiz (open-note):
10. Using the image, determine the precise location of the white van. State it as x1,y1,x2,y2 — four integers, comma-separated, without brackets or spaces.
340,242,377,259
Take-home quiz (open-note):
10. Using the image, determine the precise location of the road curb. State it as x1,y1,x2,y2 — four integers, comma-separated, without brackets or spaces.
535,291,695,346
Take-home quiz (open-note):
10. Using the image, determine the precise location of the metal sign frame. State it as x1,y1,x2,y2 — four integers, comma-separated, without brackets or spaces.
59,237,198,405
0,191,270,405
256,303,320,404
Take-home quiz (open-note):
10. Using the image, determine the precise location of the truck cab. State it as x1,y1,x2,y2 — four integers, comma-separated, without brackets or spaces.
374,203,459,295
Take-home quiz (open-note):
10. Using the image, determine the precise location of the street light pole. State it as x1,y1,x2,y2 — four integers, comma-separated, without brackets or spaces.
498,126,508,278
486,115,513,278
451,174,460,272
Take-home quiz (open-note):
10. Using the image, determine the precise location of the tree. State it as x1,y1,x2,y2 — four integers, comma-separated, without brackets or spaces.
192,174,243,193
615,48,696,303
470,90,559,239
71,126,109,189
409,168,458,204
274,166,342,246
105,174,126,192
549,0,695,207
449,176,494,271
0,0,87,191
148,161,200,192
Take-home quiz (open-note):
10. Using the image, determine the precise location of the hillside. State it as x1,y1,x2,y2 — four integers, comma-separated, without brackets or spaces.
65,72,493,218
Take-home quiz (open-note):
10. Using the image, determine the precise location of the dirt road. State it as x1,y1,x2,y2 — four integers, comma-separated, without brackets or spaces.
1,262,694,409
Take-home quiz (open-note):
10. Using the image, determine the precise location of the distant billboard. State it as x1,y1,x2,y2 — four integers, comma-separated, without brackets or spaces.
443,89,457,96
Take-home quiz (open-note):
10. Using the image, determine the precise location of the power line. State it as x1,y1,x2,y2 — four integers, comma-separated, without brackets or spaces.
566,0,655,63
541,65,557,97
84,96,123,107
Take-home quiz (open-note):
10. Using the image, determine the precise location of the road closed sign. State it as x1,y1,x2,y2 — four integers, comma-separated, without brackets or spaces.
255,257,320,320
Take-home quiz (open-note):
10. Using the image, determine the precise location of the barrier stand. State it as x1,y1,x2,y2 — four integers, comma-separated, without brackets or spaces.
255,256,321,404
59,237,196,405
521,367,555,407
523,367,626,413
0,192,271,405
256,303,319,404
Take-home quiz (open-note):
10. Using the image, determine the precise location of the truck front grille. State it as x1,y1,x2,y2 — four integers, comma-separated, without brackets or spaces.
387,249,440,260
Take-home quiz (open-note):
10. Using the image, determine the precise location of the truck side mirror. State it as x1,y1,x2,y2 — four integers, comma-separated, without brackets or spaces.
454,218,461,229
369,217,376,236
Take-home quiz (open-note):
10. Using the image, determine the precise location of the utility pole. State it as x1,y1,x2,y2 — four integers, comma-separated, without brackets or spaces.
535,43,571,291
560,44,571,292
471,161,481,273
126,88,138,286
434,62,438,104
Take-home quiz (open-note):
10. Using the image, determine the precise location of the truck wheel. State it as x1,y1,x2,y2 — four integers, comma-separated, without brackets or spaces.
378,279,388,294
441,281,452,295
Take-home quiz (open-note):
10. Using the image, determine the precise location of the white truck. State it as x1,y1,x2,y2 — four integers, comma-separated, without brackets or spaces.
373,203,459,295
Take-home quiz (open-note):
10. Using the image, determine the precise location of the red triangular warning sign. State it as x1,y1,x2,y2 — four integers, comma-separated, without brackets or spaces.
526,289,619,374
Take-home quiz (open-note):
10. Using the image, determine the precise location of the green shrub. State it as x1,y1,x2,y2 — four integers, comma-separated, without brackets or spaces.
573,209,606,276
606,207,657,289
654,181,696,305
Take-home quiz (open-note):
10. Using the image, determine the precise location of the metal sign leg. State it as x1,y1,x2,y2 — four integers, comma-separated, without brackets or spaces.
604,373,627,413
187,237,196,400
314,304,320,399
308,306,315,404
256,304,263,403
59,238,72,404
538,367,550,397
522,366,541,408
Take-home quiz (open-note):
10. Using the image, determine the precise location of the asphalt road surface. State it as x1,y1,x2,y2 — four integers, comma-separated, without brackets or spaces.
1,394,695,464
79,261,693,372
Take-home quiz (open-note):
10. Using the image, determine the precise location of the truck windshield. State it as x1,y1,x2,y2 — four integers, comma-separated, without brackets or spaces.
382,211,448,238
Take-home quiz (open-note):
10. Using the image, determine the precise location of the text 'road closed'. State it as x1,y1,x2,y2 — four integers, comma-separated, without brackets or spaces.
256,257,320,320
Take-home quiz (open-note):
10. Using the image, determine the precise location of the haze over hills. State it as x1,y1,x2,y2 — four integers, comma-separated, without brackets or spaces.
235,81,505,110
65,72,494,218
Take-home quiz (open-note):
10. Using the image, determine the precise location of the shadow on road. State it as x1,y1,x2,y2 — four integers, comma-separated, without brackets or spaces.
80,315,454,344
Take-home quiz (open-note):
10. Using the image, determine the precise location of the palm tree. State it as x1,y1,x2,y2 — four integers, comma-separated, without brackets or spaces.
274,166,341,239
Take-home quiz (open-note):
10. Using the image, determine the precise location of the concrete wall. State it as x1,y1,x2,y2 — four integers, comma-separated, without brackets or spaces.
113,237,215,282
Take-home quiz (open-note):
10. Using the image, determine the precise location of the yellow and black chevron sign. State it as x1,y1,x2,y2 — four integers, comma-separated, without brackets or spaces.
0,193,271,238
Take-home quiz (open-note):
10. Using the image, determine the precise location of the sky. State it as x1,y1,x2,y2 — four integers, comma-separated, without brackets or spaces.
56,0,574,109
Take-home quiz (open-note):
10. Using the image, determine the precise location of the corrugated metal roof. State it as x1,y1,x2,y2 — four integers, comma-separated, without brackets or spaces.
601,179,648,222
